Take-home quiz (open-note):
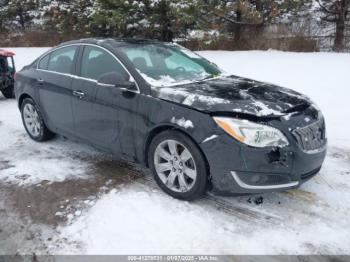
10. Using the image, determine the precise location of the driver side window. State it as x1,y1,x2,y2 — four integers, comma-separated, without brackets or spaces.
80,46,128,81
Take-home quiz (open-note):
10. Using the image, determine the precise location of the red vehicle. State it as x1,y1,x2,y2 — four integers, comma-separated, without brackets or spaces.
0,49,16,98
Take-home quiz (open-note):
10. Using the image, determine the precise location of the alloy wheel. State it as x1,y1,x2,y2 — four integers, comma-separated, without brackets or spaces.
23,103,41,137
154,139,197,193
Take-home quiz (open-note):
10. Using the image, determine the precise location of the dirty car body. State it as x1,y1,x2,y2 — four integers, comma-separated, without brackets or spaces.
15,38,327,198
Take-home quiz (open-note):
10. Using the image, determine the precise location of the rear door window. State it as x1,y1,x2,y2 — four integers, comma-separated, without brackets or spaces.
47,46,78,74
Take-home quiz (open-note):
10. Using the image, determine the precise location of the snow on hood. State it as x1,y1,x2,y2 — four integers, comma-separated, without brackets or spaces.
151,75,311,117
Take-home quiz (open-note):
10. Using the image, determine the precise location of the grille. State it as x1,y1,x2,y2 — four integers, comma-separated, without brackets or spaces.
292,119,326,152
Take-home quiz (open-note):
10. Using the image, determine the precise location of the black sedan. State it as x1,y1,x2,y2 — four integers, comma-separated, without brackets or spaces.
15,38,327,200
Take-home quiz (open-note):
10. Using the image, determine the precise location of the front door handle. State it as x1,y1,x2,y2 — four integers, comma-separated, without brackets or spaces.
73,90,85,99
37,78,44,85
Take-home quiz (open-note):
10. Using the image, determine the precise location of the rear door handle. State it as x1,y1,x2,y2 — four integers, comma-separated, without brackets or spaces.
73,90,85,99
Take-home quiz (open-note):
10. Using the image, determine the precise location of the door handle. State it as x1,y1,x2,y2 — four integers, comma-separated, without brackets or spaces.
37,78,44,85
73,90,85,99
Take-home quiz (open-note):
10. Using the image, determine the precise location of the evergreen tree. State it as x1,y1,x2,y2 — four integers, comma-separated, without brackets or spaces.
43,0,94,36
0,0,38,31
93,0,201,41
148,0,200,41
92,0,148,37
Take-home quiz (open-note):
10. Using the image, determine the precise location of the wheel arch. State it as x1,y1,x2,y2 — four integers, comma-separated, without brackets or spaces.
18,93,33,108
144,124,211,184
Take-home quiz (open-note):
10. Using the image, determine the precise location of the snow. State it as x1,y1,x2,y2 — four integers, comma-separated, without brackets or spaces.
153,86,231,107
9,47,50,70
138,70,210,88
202,135,218,143
0,97,94,185
54,185,233,254
54,169,350,254
1,48,350,255
137,70,178,87
171,117,194,129
252,100,284,117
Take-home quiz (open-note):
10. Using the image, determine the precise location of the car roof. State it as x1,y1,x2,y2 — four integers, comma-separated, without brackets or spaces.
0,49,15,57
56,38,166,48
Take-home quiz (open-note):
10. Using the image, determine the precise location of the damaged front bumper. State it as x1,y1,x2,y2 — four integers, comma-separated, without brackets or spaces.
230,171,300,190
200,128,327,195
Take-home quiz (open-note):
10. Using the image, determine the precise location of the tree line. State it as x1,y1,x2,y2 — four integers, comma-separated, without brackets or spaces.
0,0,349,51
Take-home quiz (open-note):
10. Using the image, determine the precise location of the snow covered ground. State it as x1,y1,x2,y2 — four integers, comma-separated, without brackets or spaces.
0,48,349,255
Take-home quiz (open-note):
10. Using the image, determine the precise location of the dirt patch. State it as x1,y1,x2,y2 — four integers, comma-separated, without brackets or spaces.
0,154,145,227
329,147,350,163
0,159,15,171
247,196,264,205
77,154,144,183
281,188,317,203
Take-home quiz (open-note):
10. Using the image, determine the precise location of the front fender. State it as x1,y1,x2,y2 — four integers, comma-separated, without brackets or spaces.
138,97,219,166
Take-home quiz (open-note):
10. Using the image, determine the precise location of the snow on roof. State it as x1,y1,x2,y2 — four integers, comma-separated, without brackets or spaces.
0,49,15,57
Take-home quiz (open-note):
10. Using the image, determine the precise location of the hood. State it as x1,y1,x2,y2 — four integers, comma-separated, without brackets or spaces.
151,75,311,118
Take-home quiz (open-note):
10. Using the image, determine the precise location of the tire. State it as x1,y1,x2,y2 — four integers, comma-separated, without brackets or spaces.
20,98,55,142
1,85,15,99
148,130,208,201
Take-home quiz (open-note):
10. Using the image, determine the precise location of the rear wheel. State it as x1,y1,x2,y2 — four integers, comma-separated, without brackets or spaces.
148,130,208,201
21,98,55,141
1,85,14,98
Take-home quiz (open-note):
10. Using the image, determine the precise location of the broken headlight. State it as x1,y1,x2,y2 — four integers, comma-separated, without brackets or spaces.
213,117,289,148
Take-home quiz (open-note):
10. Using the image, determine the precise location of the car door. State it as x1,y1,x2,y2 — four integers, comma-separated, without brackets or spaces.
72,45,140,153
36,45,79,135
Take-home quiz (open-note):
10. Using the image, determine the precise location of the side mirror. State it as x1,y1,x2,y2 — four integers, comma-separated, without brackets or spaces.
97,72,136,90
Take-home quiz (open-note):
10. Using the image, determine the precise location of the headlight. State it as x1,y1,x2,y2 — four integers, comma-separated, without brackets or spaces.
213,117,289,148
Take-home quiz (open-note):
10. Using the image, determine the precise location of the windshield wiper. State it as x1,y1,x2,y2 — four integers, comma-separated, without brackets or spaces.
198,74,216,82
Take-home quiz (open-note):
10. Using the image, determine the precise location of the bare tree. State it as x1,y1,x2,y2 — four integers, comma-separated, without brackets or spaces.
200,0,311,44
316,0,350,51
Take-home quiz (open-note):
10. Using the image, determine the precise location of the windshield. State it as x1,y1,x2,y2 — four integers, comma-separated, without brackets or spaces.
119,43,224,87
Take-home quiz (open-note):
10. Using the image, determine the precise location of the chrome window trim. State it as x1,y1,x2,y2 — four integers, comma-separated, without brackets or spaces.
231,171,299,190
36,43,140,93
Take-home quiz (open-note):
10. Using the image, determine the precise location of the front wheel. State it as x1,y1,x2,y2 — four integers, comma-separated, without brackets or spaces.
148,130,208,201
21,98,55,142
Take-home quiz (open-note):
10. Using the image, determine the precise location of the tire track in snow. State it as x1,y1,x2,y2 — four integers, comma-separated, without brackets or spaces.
135,174,283,225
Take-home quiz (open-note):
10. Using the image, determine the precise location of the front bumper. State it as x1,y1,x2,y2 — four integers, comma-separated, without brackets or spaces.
200,129,327,195
230,171,300,190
